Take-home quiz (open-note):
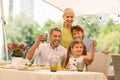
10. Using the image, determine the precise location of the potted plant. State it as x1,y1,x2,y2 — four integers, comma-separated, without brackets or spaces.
8,43,27,66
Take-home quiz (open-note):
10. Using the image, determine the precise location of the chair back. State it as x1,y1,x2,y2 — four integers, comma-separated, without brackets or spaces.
88,53,112,77
112,54,120,80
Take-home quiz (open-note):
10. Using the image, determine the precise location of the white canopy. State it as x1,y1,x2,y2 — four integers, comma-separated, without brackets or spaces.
42,0,120,16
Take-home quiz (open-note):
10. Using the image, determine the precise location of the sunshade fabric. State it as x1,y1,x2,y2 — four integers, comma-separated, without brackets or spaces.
42,0,120,16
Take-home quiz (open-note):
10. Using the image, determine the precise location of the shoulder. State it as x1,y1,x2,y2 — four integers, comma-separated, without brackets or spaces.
58,45,67,56
39,43,49,48
58,45,67,51
77,56,84,61
69,57,74,61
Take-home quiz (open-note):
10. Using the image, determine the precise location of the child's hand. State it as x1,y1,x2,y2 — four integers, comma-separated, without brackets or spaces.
91,40,97,48
84,59,93,65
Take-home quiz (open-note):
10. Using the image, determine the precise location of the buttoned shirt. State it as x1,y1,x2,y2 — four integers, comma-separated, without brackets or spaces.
33,43,67,65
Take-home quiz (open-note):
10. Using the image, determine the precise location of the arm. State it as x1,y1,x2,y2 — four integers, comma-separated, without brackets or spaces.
26,35,46,60
84,40,96,62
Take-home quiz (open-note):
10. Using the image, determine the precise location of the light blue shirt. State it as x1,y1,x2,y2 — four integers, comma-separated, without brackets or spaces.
83,39,98,53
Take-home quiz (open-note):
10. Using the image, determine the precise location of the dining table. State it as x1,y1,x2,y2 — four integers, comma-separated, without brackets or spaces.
0,65,107,80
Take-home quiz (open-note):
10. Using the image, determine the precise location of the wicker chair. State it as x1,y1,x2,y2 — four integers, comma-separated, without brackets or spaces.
112,54,120,80
88,53,112,77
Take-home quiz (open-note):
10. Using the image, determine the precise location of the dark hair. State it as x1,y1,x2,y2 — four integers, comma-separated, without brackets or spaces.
64,40,87,68
49,27,61,35
71,25,84,39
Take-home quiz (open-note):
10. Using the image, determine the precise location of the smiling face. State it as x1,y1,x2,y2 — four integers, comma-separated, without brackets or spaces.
63,8,74,27
72,30,83,41
50,30,62,49
71,43,84,57
71,25,84,41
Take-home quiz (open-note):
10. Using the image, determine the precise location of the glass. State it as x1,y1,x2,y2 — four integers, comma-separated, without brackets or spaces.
48,51,61,72
50,62,58,72
77,62,84,72
41,33,48,42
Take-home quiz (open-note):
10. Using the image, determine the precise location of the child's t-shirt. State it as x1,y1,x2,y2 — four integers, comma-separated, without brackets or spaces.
69,56,86,71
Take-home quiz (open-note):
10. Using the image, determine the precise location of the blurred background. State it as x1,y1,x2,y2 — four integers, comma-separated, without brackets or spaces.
0,0,120,60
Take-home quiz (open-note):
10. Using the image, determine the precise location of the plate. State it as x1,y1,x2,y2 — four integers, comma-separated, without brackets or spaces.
0,61,7,66
0,65,16,69
17,66,41,71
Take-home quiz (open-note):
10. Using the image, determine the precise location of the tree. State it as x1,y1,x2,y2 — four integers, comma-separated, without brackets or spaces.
40,19,63,41
6,13,40,50
96,19,120,54
39,19,55,34
74,15,101,39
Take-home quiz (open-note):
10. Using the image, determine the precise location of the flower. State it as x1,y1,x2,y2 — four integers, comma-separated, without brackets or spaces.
8,43,27,57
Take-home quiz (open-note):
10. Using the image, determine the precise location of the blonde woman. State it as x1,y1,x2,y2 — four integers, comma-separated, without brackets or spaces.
61,8,75,49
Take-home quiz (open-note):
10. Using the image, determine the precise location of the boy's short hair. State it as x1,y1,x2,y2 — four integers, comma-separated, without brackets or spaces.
71,25,84,33
71,25,84,39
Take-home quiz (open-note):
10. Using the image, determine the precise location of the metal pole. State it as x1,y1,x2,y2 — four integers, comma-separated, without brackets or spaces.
1,0,9,61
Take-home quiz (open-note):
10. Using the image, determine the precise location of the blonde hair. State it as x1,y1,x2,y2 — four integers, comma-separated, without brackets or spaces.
63,8,74,16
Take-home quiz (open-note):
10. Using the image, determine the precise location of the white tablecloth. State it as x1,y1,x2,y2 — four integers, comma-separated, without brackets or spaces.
0,68,107,80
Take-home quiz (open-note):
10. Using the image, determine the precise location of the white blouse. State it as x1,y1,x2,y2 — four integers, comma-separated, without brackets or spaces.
69,56,86,71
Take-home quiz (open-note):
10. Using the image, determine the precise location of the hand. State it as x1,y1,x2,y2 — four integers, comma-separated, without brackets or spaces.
103,50,111,55
93,40,97,47
91,40,97,48
84,59,93,65
35,34,47,45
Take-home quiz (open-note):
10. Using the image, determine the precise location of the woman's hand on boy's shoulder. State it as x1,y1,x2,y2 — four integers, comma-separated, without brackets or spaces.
103,50,111,55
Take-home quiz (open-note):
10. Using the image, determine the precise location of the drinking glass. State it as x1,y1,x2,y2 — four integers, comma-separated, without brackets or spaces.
77,62,84,72
50,62,58,72
41,33,48,42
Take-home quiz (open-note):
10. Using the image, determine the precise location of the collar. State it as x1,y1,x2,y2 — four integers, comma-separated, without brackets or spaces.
48,43,59,51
